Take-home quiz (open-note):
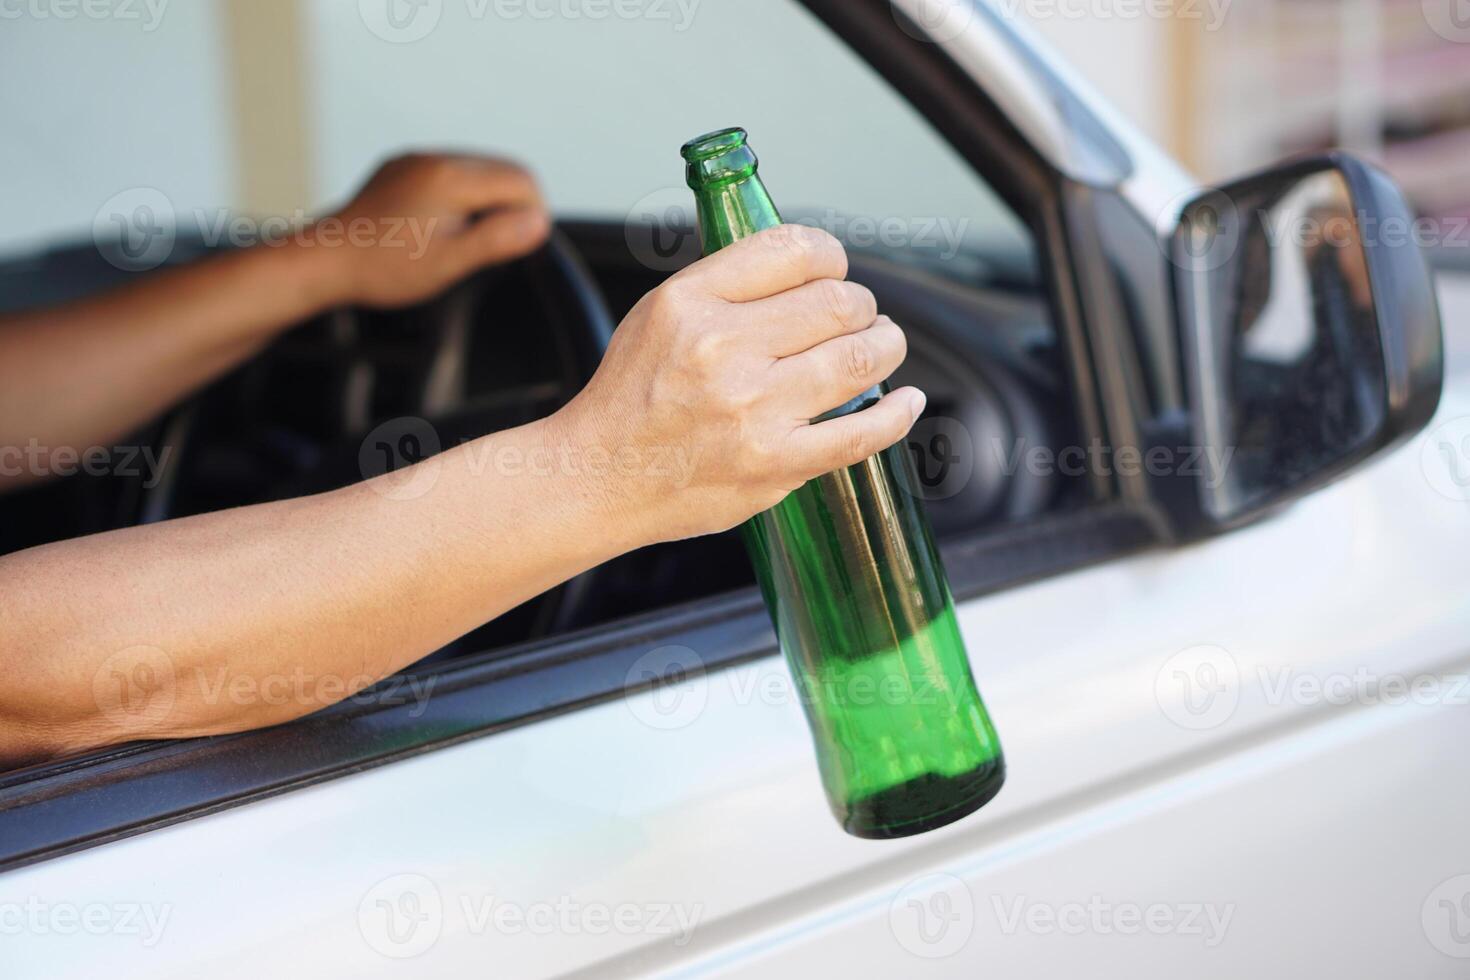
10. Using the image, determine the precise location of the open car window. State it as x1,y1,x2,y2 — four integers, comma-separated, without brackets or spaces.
1,0,1033,278
305,0,1034,273
0,0,1164,870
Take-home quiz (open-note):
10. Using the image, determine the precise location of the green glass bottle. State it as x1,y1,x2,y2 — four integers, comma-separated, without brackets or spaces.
681,128,1005,838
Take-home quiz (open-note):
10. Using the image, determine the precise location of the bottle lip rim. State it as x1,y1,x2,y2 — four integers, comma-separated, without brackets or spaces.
681,127,748,162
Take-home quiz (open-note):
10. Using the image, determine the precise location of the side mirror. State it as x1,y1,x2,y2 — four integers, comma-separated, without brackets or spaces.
1171,153,1444,529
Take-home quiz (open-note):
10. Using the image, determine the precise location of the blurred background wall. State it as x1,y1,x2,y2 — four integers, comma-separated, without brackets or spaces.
1048,0,1470,223
2,0,1469,256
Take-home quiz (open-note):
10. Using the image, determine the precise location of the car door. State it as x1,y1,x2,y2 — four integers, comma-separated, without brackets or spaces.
2,1,1463,978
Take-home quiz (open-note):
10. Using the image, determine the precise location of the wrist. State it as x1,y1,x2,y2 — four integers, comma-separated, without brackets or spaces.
537,405,660,555
278,223,360,312
166,239,351,353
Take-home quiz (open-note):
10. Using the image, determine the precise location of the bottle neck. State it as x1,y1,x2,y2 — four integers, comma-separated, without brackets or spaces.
690,173,783,257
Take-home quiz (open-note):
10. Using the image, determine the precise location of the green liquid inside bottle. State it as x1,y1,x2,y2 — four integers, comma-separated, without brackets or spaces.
682,128,1004,838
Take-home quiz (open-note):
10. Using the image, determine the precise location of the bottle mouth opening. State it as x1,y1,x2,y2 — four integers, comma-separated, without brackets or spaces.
681,127,748,163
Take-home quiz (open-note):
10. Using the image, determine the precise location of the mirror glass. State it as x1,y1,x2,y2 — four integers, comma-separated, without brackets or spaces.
1177,168,1386,521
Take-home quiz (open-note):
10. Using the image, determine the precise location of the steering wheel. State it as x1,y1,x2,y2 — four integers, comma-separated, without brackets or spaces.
138,227,618,643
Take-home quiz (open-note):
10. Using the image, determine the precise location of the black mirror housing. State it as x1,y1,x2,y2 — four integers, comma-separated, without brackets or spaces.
1170,152,1444,532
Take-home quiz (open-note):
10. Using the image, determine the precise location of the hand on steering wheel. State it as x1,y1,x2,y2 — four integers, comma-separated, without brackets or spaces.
312,152,554,310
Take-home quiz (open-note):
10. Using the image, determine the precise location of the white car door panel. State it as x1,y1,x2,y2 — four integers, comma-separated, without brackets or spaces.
6,291,1466,976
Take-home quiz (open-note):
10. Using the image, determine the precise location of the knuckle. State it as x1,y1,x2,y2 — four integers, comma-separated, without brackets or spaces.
783,223,841,254
645,282,689,327
372,156,410,185
495,165,538,198
803,227,848,276
721,372,763,414
688,330,726,370
428,158,462,186
658,269,698,305
643,285,673,321
763,224,839,270
818,279,862,329
395,152,437,177
841,426,872,465
659,275,699,308
842,337,877,385
852,283,879,325
741,436,779,477
763,223,811,254
883,319,909,366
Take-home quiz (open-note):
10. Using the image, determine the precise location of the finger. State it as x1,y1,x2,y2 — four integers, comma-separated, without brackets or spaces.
775,316,908,418
790,387,927,479
448,204,552,274
675,224,847,303
737,278,879,357
438,156,544,213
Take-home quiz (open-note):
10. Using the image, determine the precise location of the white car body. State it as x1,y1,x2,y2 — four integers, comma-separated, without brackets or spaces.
5,2,1468,977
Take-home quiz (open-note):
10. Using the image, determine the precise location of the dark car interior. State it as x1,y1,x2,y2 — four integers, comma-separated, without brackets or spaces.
0,217,1084,662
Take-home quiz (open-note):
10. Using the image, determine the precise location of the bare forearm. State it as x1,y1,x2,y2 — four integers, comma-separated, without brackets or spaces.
0,242,338,488
0,152,553,495
0,225,920,771
0,417,645,765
